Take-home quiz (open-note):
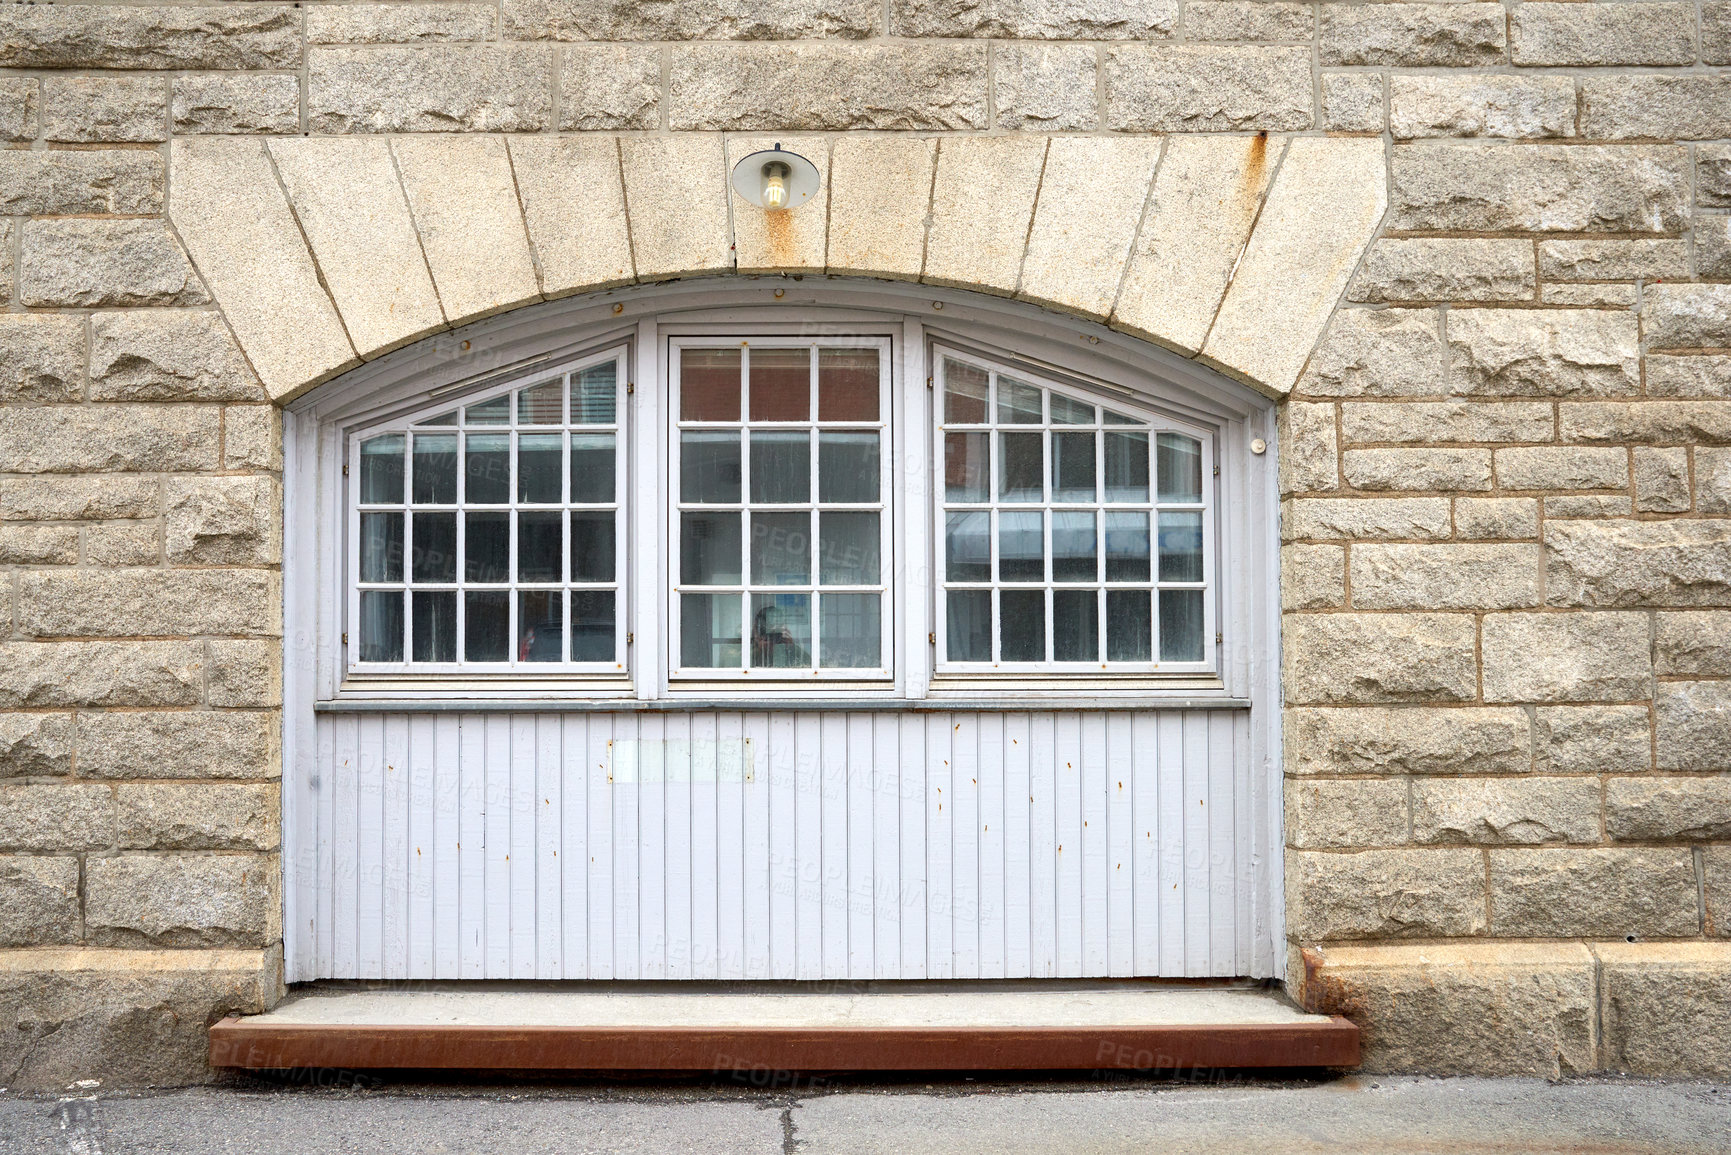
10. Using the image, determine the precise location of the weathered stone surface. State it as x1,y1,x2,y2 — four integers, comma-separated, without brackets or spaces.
0,643,204,709
79,711,278,781
1349,239,1534,305
620,134,733,281
0,784,117,852
1512,2,1694,66
1186,0,1311,41
86,854,280,949
1022,136,1159,319
0,405,220,474
0,316,84,404
1634,447,1690,513
670,44,987,130
1284,613,1478,704
1352,543,1541,611
1105,45,1310,132
1654,682,1731,771
1284,496,1453,541
1539,239,1689,283
1656,611,1731,676
0,77,38,141
1581,76,1731,142
1301,942,1596,1077
1644,284,1731,350
309,2,495,42
1389,75,1574,140
1712,848,1730,937
1281,543,1345,610
43,75,168,142
0,714,73,778
0,857,79,947
1540,284,1639,309
172,74,299,135
1447,309,1639,398
560,45,659,130
0,5,301,70
1700,214,1731,280
1491,848,1698,937
165,477,280,566
1482,611,1650,703
1709,0,1731,63
508,135,634,294
515,0,880,39
1545,495,1634,519
0,525,78,565
309,46,550,133
117,784,278,851
1286,777,1407,849
1343,448,1492,492
995,43,1096,130
21,220,207,308
1286,706,1529,776
18,570,278,640
924,136,1044,294
223,405,280,471
1545,518,1731,608
1278,401,1337,494
1607,777,1731,842
1454,497,1539,540
0,476,157,522
892,0,1175,37
1701,143,1731,206
1599,943,1731,1078
1289,848,1487,939
1412,777,1600,846
1340,401,1552,445
1318,3,1506,66
1534,705,1653,774
85,524,160,568
207,641,281,708
1391,143,1689,233
1496,446,1627,491
0,150,162,215
89,311,261,402
1320,72,1383,133
1297,309,1442,398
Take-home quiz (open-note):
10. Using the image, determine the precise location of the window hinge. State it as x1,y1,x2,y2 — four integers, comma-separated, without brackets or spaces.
928,632,936,646
926,376,933,389
1213,465,1220,476
1215,632,1223,645
341,632,349,646
627,632,635,646
342,462,348,477
627,381,635,395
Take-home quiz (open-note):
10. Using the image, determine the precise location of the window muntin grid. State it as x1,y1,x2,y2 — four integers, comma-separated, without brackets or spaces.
670,337,893,679
348,350,626,674
935,349,1213,673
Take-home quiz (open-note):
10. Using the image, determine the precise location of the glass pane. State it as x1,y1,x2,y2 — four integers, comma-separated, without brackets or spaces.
1052,511,1097,581
412,590,456,662
411,433,457,504
573,362,617,425
1158,511,1204,582
946,590,991,662
518,433,562,503
360,435,404,504
944,359,988,424
465,394,509,425
463,511,508,583
1103,409,1136,425
1158,432,1203,503
518,380,562,425
945,512,990,582
1053,589,1098,662
819,511,879,585
751,512,810,586
944,432,988,502
750,431,810,504
1160,589,1205,662
998,432,1043,502
681,512,742,585
1107,590,1153,662
1105,431,1150,503
820,592,880,668
518,590,563,663
517,511,563,582
572,590,614,661
1104,512,1151,581
358,590,403,662
998,376,1042,424
818,347,879,421
750,592,811,668
411,512,456,582
1051,394,1095,425
570,434,616,503
571,512,615,583
419,409,457,426
681,592,742,668
818,432,879,504
360,512,403,583
1000,589,1046,662
681,348,741,421
998,511,1043,582
465,433,510,504
1052,431,1096,502
464,591,509,662
680,431,740,504
748,347,810,422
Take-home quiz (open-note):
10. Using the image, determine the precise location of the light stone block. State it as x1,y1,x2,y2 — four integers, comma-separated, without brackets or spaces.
1490,848,1698,938
1644,284,1731,351
223,405,281,471
78,711,279,781
1288,848,1487,939
0,784,116,852
1411,777,1601,846
308,45,551,134
0,642,205,709
1495,446,1627,491
1391,143,1690,234
0,476,158,522
1540,284,1638,309
1277,401,1337,494
1285,778,1407,850
1186,0,1312,42
1339,401,1553,446
164,476,280,565
559,45,659,131
0,525,77,565
85,524,160,567
308,2,496,43
1389,75,1575,140
16,570,280,640
513,0,881,39
89,311,261,402
1534,705,1652,774
1701,143,1731,206
0,5,302,70
20,219,207,308
0,150,162,216
0,856,79,947
1351,543,1541,611
1607,777,1731,842
1318,3,1507,67
207,640,282,708
0,77,38,142
0,404,221,473
994,43,1097,131
1544,518,1731,607
1634,446,1690,513
1342,448,1492,492
1022,135,1159,321
825,136,934,282
1654,682,1731,771
0,714,73,778
172,74,301,135
1283,613,1478,704
1656,611,1731,676
726,135,829,276
0,315,85,404
1285,706,1529,777
116,783,279,852
1481,611,1651,703
1349,239,1534,304
1454,497,1539,540
1599,942,1731,1078
1512,1,1694,66
1581,75,1731,142
1283,496,1452,541
1104,45,1312,132
1297,309,1442,398
43,75,169,143
620,135,733,282
1321,72,1383,133
1695,446,1731,510
86,854,281,949
508,136,634,295
1539,239,1690,283
924,136,1045,295
1446,309,1639,398
892,0,1177,38
1280,543,1345,610
1711,849,1730,938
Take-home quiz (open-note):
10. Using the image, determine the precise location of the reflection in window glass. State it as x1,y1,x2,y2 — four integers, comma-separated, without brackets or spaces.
360,435,404,504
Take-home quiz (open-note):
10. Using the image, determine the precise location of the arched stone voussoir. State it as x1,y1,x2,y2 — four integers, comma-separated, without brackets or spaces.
923,135,1047,297
728,134,829,275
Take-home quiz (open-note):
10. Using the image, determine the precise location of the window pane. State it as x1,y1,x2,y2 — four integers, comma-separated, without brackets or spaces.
1158,511,1204,582
572,591,614,661
1052,511,1097,581
1104,431,1149,503
465,394,509,425
750,431,809,504
945,432,988,502
358,590,403,662
998,432,1043,502
1053,589,1098,662
412,434,457,504
1104,512,1151,581
1000,589,1046,662
419,409,457,426
1052,431,1096,502
682,592,742,668
998,376,1042,424
818,348,879,421
945,512,990,581
818,432,879,503
518,511,563,582
518,380,562,425
998,511,1043,581
360,435,404,504
360,512,403,583
571,512,615,583
681,512,742,585
518,433,562,503
820,593,880,668
1158,432,1203,503
518,590,563,663
573,362,617,425
681,348,741,421
751,512,810,586
1160,589,1205,662
464,591,509,661
748,347,810,422
465,433,510,504
750,592,811,668
1107,590,1153,662
463,511,508,583
944,358,988,424
819,511,879,585
571,434,616,503
947,590,991,662
412,591,456,662
1051,394,1095,425
412,512,456,582
680,431,740,504
1103,409,1136,425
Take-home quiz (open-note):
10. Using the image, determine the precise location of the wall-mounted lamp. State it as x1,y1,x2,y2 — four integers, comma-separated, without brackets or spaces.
730,144,820,211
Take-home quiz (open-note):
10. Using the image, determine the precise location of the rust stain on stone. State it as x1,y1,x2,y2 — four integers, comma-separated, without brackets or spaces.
763,208,795,267
1242,131,1269,200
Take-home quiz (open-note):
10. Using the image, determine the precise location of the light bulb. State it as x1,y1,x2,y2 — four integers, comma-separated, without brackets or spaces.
761,162,790,210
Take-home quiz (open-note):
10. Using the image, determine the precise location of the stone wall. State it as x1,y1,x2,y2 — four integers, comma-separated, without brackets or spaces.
0,0,1727,1086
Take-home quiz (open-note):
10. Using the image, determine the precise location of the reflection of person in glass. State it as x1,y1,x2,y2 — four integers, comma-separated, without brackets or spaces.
751,602,809,668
